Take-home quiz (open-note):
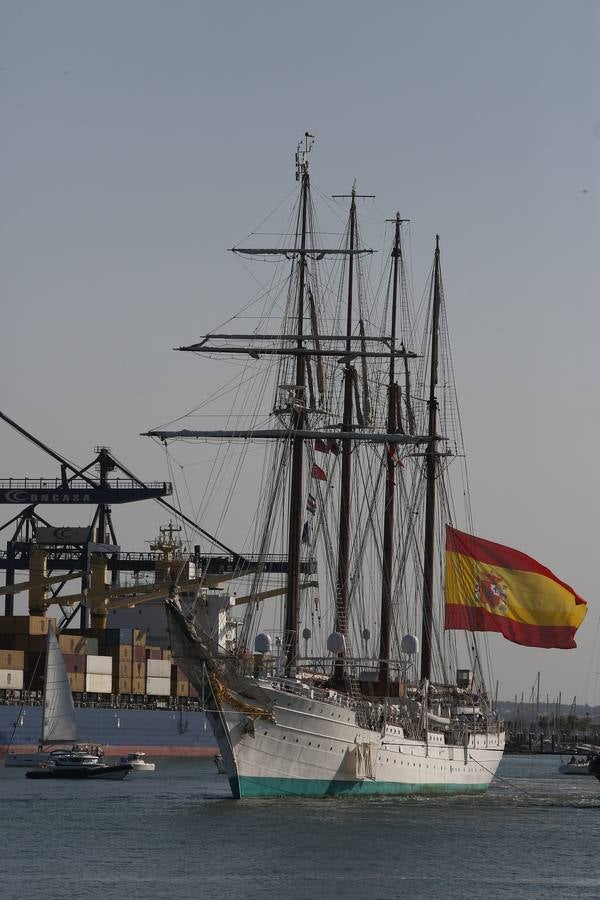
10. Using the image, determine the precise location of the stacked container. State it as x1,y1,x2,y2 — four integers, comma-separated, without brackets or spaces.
0,616,53,691
171,665,190,698
108,643,133,695
146,656,171,696
0,648,25,690
85,654,112,694
0,616,202,702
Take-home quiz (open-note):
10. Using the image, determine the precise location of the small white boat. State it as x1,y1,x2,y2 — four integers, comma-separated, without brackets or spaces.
119,752,156,772
558,757,592,775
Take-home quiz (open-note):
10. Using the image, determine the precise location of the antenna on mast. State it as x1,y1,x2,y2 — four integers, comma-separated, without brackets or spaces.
295,132,314,180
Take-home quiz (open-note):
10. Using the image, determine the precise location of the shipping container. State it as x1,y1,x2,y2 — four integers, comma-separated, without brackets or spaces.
162,648,172,660
133,628,146,647
147,659,171,679
106,644,132,662
58,633,87,654
85,637,99,655
131,677,145,695
85,672,112,694
67,672,85,693
86,655,112,675
146,676,171,697
133,646,146,662
175,681,189,698
113,675,132,694
145,647,162,660
0,649,24,670
9,635,46,653
132,661,146,680
0,615,52,636
171,665,188,683
112,660,132,679
99,627,133,647
62,653,86,674
0,669,24,689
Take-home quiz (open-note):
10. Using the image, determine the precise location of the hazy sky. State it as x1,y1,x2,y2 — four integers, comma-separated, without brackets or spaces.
2,1,599,704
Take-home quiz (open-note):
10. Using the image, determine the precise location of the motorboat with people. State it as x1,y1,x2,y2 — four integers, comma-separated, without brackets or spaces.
26,761,132,780
119,752,156,772
45,746,104,767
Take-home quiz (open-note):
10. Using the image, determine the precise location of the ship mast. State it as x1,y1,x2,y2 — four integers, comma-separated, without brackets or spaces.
283,136,311,671
420,235,442,682
378,212,405,683
332,185,358,679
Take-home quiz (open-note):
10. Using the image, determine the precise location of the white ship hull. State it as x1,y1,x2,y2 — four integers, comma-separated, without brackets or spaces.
207,678,505,798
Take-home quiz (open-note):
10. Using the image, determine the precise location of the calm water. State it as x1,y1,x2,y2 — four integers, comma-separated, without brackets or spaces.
1,754,598,899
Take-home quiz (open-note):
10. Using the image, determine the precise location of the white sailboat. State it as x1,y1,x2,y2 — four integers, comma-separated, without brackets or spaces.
149,136,509,797
5,624,102,767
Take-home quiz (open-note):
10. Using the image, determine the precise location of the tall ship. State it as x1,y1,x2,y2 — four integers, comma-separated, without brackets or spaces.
147,136,509,797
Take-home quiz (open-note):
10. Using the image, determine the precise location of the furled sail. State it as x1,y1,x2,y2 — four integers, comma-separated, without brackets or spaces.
41,625,79,745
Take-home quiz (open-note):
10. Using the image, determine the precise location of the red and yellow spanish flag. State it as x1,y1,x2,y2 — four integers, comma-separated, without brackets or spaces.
444,526,587,649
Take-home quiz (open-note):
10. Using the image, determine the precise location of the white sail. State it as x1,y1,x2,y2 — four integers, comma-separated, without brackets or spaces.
41,625,79,745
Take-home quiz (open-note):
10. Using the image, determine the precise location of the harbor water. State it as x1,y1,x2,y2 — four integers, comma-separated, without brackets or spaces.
1,754,598,899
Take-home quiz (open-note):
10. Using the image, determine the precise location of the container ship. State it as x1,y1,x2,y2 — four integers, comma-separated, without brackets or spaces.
0,614,216,756
0,432,298,758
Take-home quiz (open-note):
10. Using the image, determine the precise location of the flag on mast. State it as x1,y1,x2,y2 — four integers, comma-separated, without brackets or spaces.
444,526,587,649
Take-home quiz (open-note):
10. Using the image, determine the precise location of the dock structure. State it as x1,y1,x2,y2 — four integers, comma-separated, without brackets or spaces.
0,413,311,629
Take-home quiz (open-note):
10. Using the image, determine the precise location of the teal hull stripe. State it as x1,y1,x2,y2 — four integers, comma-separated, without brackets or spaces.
230,775,489,799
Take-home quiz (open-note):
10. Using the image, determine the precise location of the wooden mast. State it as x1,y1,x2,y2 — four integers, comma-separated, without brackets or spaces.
333,186,357,679
420,235,442,682
379,212,402,683
284,145,310,672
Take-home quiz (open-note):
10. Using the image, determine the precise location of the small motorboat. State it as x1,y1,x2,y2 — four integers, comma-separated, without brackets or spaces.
214,754,226,775
119,752,156,772
558,756,592,775
26,762,132,780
